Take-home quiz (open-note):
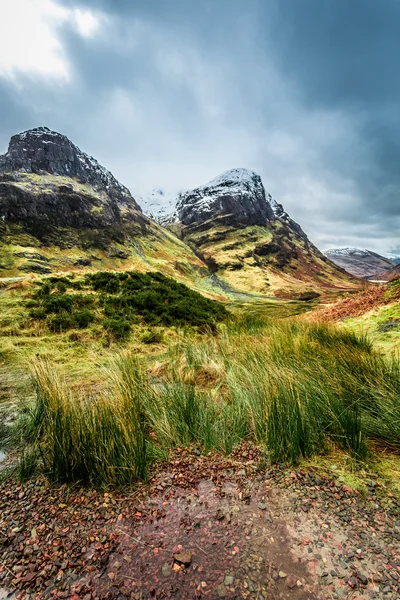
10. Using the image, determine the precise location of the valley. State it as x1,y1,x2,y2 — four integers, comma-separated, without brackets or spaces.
0,128,398,600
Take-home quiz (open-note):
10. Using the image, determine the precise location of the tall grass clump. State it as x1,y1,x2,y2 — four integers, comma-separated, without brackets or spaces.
19,357,149,486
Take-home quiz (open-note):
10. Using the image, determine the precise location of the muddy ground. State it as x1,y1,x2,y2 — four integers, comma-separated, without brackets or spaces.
0,446,399,600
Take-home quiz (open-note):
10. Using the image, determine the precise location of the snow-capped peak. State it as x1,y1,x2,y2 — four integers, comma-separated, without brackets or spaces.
199,168,259,189
136,188,180,223
324,247,371,256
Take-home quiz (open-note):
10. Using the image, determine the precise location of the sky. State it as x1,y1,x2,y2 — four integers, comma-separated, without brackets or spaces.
0,0,399,255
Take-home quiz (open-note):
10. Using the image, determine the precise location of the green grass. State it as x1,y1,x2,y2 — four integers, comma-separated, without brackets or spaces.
16,317,400,486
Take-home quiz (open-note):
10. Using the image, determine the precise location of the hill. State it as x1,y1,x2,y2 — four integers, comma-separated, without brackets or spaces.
314,277,400,353
324,247,396,278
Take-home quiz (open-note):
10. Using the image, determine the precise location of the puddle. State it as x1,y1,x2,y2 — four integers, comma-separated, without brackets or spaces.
89,478,317,599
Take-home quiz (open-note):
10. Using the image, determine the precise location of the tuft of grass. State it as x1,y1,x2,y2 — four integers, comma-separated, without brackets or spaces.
18,357,149,486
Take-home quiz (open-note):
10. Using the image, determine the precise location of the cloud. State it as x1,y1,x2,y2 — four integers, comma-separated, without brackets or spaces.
0,0,398,254
0,0,104,82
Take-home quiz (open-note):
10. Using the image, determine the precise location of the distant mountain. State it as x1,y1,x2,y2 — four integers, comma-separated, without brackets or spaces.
383,253,400,265
137,188,178,223
169,168,356,296
324,248,396,278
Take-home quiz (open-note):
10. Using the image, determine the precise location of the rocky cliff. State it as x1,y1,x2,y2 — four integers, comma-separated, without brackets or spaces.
0,127,146,240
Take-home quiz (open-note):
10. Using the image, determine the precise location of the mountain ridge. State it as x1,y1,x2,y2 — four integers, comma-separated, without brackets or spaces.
0,127,357,297
168,168,356,295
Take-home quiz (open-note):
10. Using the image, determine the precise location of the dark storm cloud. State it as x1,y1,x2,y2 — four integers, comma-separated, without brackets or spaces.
1,0,399,253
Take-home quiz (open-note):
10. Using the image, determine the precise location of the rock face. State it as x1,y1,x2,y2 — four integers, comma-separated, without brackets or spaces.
0,127,147,240
324,248,396,278
172,168,355,294
176,169,275,228
0,127,140,209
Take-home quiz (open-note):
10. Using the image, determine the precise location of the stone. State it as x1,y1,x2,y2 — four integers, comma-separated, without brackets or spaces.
216,584,227,597
224,575,234,586
278,571,288,579
162,563,172,577
173,551,192,567
258,502,267,510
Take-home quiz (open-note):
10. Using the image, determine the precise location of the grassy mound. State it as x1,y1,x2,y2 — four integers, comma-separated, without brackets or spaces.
26,271,229,340
17,318,400,486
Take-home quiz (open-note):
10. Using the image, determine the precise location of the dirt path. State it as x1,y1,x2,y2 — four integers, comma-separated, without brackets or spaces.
0,447,399,599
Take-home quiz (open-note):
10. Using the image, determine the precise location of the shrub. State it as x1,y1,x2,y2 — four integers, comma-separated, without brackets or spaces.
29,271,229,336
104,317,131,340
141,329,164,344
73,308,95,329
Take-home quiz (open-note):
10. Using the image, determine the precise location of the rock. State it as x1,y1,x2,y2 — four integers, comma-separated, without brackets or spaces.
278,571,288,579
176,169,275,229
224,575,234,586
215,509,225,520
258,502,267,510
357,572,368,585
162,563,172,577
173,550,192,567
216,584,227,597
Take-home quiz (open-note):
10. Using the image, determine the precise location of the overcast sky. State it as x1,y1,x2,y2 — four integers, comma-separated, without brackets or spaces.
0,0,399,254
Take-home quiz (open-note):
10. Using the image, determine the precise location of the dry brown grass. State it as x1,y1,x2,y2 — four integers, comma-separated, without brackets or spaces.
314,281,400,322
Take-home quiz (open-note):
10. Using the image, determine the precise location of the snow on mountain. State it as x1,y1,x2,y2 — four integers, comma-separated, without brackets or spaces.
136,188,180,223
383,252,400,264
324,247,371,257
324,247,396,278
138,168,296,230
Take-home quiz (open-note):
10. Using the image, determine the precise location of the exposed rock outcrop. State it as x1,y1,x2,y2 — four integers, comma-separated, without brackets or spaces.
176,169,275,229
0,127,147,241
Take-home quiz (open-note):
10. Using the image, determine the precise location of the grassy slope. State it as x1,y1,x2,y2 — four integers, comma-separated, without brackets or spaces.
180,219,358,297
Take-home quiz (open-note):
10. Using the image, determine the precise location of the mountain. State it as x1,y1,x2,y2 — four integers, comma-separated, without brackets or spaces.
169,168,356,296
383,253,400,265
324,248,396,278
371,264,400,282
0,130,358,297
0,128,211,290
